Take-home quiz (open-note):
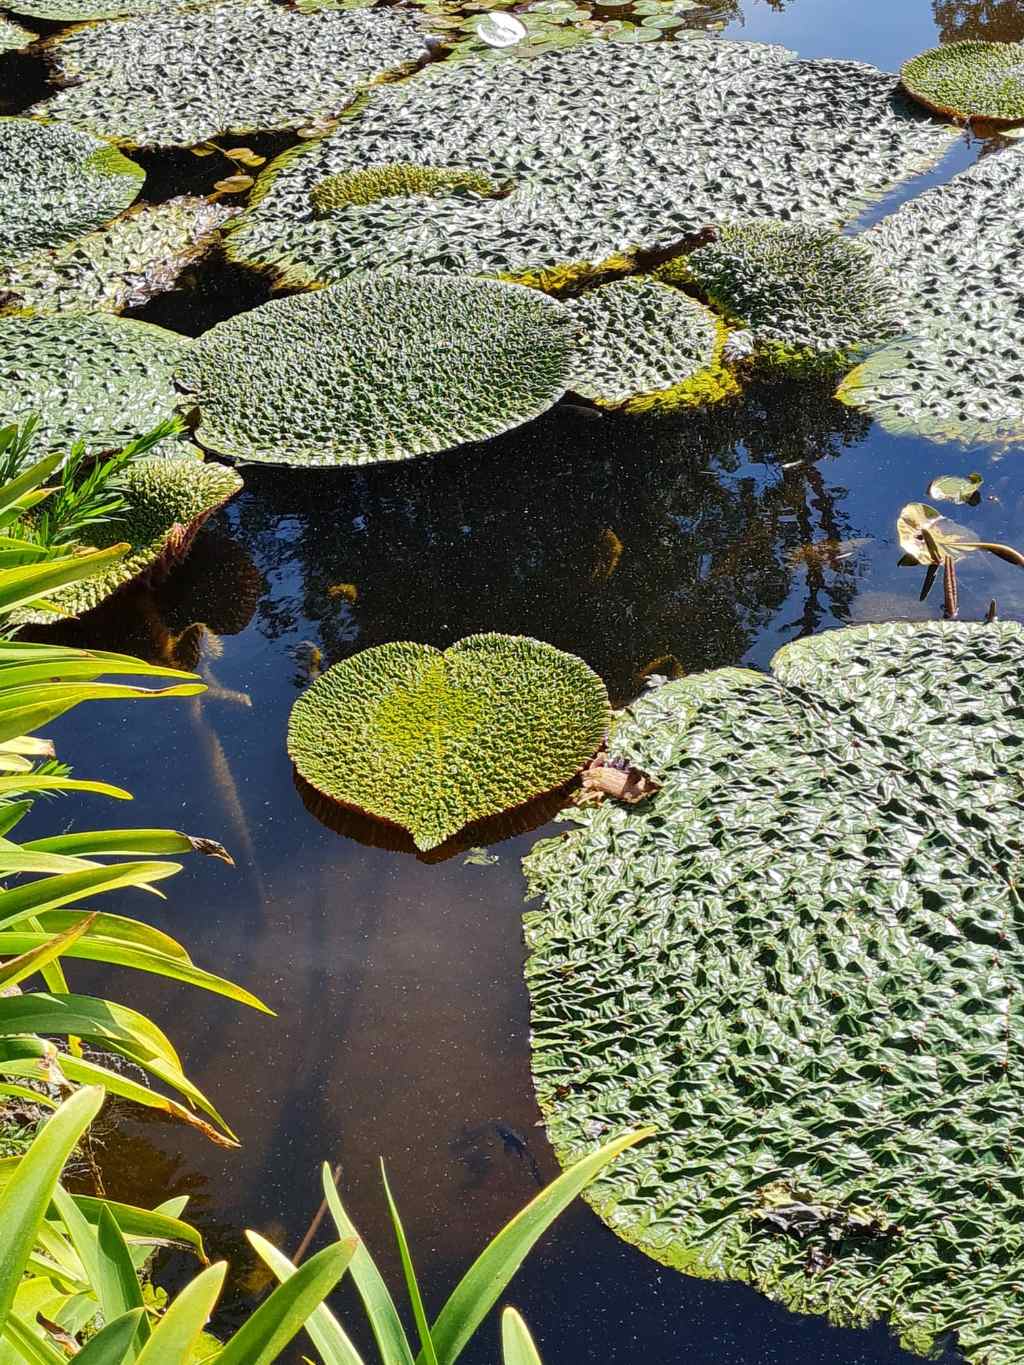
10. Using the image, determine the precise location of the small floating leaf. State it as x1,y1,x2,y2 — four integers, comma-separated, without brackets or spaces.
926,472,983,505
474,11,527,45
213,174,255,193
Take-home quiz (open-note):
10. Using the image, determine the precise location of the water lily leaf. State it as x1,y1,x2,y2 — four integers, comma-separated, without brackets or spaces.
841,147,1024,445
0,118,144,269
523,620,1024,1364
288,633,610,851
0,197,234,316
213,174,255,194
224,38,955,290
895,501,971,563
927,472,983,505
565,278,733,411
30,0,426,149
901,40,1024,124
0,314,191,454
664,220,903,367
175,275,577,467
12,458,243,625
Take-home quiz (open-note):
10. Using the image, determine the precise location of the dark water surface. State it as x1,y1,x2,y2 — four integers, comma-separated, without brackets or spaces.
20,0,1024,1360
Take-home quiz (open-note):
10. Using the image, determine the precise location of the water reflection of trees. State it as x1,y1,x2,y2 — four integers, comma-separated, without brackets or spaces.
933,0,1024,40
232,381,869,703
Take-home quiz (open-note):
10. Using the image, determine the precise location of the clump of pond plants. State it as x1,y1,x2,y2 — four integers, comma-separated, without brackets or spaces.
288,633,610,850
523,620,1024,1363
900,39,1024,123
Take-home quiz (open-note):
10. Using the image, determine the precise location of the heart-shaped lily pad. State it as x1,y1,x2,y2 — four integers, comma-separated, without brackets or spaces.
287,633,610,850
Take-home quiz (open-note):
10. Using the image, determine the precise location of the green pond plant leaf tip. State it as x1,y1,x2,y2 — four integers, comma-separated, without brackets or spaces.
522,620,1024,1363
288,633,610,850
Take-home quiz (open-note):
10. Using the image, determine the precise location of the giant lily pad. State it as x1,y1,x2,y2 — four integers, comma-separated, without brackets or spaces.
175,275,577,466
0,197,234,316
523,620,1024,1363
288,633,610,850
839,145,1024,445
31,0,426,148
225,38,955,290
565,278,733,410
0,118,144,268
0,313,191,452
901,40,1024,124
666,220,902,368
6,0,205,20
13,456,243,624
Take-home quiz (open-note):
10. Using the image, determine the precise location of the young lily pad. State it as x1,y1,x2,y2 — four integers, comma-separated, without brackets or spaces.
840,146,1024,445
12,456,244,624
565,278,733,410
224,38,955,289
288,633,610,850
0,197,234,316
927,471,983,504
669,220,903,368
0,118,144,269
31,0,427,149
0,15,34,48
523,620,1024,1363
901,40,1024,124
175,275,577,466
0,313,191,453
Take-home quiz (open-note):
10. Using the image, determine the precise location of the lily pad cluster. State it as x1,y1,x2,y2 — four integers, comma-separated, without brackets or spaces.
13,457,244,624
225,38,955,289
901,40,1024,123
0,197,234,315
661,221,903,368
564,278,733,409
0,118,144,268
523,620,1024,1363
31,0,427,148
839,145,1024,444
0,313,191,452
288,633,610,850
175,275,577,466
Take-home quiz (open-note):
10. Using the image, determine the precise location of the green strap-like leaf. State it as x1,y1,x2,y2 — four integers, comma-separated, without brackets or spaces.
245,1232,366,1365
501,1309,542,1365
74,1309,147,1365
0,915,97,991
0,864,181,931
0,1086,104,1336
0,776,133,803
213,1241,358,1365
381,1165,438,1365
322,1164,416,1365
425,1128,653,1365
0,452,63,519
24,829,225,860
2,1311,69,1365
135,1263,226,1365
0,546,129,614
95,1207,149,1352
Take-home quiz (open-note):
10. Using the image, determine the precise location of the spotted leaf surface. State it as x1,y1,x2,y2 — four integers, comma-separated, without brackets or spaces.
901,40,1024,123
225,39,955,288
0,118,144,268
0,313,191,452
175,275,577,466
524,620,1024,1364
288,633,610,850
32,0,426,148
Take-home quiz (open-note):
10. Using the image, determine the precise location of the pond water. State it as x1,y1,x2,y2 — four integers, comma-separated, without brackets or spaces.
9,0,1024,1359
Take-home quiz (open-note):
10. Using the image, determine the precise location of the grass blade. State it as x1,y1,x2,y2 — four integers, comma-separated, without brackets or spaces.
322,1163,416,1365
501,1309,542,1365
213,1240,357,1365
246,1231,366,1365
0,1086,105,1335
425,1128,653,1365
381,1164,438,1365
